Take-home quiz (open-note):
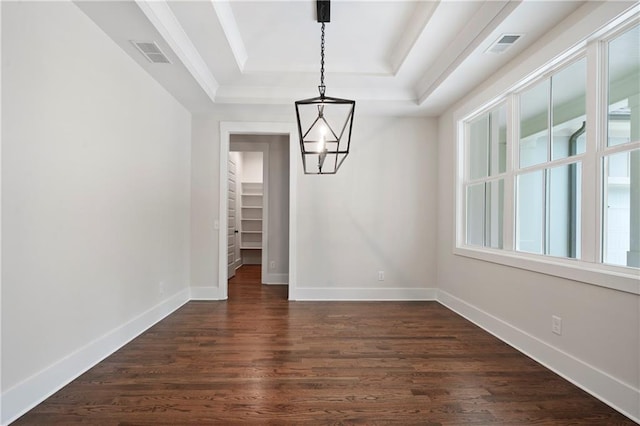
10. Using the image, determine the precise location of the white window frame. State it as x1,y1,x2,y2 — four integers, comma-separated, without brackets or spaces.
463,101,508,250
598,20,640,269
514,55,588,258
455,14,640,296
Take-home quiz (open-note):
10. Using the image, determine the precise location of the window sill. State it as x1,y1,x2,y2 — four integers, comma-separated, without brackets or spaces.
454,246,640,295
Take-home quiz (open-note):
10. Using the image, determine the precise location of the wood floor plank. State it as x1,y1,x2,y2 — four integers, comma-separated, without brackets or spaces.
13,265,636,425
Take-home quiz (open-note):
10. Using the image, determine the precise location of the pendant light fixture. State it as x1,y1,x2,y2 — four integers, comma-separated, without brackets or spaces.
295,0,355,175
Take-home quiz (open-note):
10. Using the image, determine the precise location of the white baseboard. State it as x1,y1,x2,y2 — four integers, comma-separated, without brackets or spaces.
189,286,224,300
1,288,190,426
263,273,288,284
437,290,640,424
292,287,437,301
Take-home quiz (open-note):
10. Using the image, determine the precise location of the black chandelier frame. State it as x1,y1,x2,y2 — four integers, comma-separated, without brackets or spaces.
294,0,356,175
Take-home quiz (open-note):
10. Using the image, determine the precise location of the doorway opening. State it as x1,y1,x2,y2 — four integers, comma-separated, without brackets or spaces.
220,128,292,300
227,150,265,285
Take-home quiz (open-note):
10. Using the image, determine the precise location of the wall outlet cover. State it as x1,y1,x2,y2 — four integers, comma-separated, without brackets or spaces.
552,315,562,335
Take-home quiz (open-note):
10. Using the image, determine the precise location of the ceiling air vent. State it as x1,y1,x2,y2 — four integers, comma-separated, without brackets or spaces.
485,34,522,54
131,41,171,64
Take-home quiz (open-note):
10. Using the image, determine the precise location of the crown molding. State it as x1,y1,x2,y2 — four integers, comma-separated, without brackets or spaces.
416,0,520,105
211,1,248,73
388,1,440,76
135,0,219,102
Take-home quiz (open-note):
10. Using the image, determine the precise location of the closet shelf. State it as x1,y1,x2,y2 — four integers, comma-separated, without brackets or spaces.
240,182,263,252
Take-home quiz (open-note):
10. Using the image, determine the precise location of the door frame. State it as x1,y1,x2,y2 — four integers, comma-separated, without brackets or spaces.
218,121,298,300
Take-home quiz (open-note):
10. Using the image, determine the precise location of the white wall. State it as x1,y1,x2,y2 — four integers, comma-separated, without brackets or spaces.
437,1,639,421
266,136,290,279
191,111,438,300
295,116,438,299
241,151,263,183
1,2,191,423
190,115,220,292
0,3,4,423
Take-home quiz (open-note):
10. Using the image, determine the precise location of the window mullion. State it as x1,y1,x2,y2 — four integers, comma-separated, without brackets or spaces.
457,120,468,248
580,40,603,264
548,77,554,164
544,78,553,255
503,95,516,251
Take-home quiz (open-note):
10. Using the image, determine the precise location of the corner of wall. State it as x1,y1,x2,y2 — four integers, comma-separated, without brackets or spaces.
0,289,190,425
436,290,640,423
189,286,225,300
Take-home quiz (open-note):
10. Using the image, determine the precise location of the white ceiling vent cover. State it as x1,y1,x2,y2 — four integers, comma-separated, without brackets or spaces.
131,41,171,64
485,34,522,54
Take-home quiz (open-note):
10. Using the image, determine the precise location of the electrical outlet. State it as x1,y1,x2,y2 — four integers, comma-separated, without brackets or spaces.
378,271,385,281
159,281,165,296
552,315,562,335
270,261,276,270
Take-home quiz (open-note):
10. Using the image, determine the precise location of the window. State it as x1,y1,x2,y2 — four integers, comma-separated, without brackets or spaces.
603,150,638,266
465,104,506,249
516,58,586,259
607,25,638,148
458,16,639,293
602,24,639,268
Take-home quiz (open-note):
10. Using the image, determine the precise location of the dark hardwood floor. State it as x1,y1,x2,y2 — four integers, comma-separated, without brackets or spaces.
14,265,635,425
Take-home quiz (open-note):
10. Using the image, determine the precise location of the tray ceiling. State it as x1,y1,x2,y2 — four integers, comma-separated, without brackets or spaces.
76,0,586,115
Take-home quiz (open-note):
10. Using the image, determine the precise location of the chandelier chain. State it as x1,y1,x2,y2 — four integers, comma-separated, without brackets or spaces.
319,22,326,96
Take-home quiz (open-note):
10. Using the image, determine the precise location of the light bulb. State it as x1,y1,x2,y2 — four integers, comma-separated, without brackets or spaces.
318,124,327,153
318,135,325,153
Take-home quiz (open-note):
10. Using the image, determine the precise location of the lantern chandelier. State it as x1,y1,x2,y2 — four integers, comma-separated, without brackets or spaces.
295,0,355,175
